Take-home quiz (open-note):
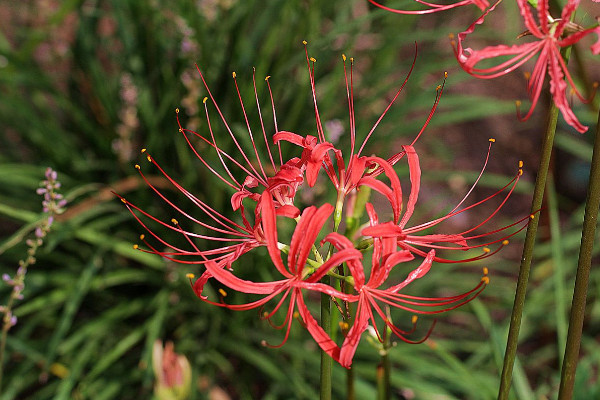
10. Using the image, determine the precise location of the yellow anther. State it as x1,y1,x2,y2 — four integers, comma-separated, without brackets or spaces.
175,108,179,113
342,54,347,61
302,40,307,45
502,240,509,245
350,57,354,63
178,128,183,132
139,234,145,240
482,276,490,285
523,71,531,80
489,138,496,143
293,311,299,319
515,100,522,107
135,164,140,170
203,97,208,104
593,82,599,88
121,198,127,203
444,71,448,78
232,71,236,78
339,321,349,330
483,267,489,275
448,33,455,39
265,75,270,81
412,315,418,324
263,311,269,318
186,273,195,279
436,84,442,91
147,155,152,162
218,288,227,297
519,169,523,176
141,148,147,153
519,160,523,168
483,247,491,253
310,57,316,63
171,218,178,225
133,244,139,250
530,214,535,219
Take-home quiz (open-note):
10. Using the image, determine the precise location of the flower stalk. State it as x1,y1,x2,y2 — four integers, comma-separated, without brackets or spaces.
557,106,600,399
320,280,333,400
497,80,561,400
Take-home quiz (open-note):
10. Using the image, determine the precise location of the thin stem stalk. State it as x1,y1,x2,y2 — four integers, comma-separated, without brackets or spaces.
497,103,560,400
557,108,600,399
320,286,332,400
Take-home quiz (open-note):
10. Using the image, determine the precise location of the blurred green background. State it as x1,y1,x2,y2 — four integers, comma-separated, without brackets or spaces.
1,0,599,399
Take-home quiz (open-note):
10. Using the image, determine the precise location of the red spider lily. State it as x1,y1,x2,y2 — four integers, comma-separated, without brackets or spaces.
453,0,600,133
326,212,489,367
359,142,531,263
275,43,446,201
190,191,361,363
179,67,304,214
117,65,308,272
367,0,488,14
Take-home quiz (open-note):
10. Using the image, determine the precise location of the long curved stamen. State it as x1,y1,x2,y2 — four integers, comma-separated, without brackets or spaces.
303,41,326,143
253,69,277,172
232,71,269,181
357,43,418,158
264,75,283,166
133,160,250,235
195,65,268,186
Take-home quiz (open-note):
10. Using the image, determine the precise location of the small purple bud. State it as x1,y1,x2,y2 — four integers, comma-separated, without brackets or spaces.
2,273,12,282
35,227,44,238
36,188,47,195
9,315,17,327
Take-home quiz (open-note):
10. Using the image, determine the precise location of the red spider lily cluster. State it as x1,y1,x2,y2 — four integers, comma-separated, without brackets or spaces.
118,44,529,368
371,0,600,133
452,0,600,133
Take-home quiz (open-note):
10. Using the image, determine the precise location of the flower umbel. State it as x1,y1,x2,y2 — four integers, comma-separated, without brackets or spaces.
123,44,528,368
453,0,600,133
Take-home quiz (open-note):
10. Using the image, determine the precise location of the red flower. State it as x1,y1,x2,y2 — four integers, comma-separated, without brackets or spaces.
275,44,445,204
454,0,600,133
360,143,530,263
367,0,489,14
191,191,361,362
326,207,489,367
118,65,310,267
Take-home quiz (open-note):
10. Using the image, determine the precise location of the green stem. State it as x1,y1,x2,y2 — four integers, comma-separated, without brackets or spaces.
497,102,560,400
376,353,391,400
320,285,332,400
346,364,355,400
320,192,345,400
557,107,600,399
376,313,392,400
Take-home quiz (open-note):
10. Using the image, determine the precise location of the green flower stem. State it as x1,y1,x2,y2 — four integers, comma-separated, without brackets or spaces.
557,108,600,399
376,324,392,400
320,284,333,400
346,361,355,400
497,102,560,400
376,354,390,400
320,191,346,400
